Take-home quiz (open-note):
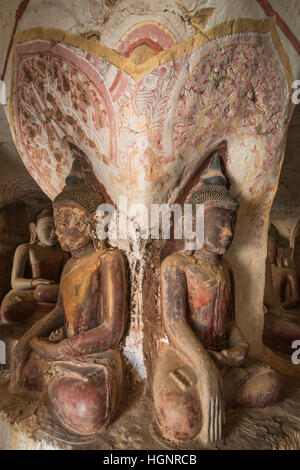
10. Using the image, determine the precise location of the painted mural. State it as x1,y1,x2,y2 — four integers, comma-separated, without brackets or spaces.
12,22,290,207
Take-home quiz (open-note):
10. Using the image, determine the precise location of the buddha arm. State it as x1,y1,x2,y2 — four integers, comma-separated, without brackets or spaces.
161,257,222,443
11,244,33,290
227,324,249,356
161,259,212,370
211,268,249,367
63,250,126,355
9,296,64,391
19,303,64,350
227,268,249,353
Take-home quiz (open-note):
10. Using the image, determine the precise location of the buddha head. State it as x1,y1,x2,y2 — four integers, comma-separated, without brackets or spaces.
53,147,105,253
267,225,280,265
186,155,239,255
30,208,57,247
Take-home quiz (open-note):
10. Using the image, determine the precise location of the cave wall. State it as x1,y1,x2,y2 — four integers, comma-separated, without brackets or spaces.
271,105,300,241
0,0,299,379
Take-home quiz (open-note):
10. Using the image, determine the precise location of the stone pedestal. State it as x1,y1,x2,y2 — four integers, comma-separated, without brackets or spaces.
0,370,300,450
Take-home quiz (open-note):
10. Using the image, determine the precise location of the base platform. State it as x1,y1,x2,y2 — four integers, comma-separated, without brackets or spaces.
0,371,300,450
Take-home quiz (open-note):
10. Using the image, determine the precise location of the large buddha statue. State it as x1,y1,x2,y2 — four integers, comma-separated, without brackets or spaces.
8,157,127,436
0,208,67,324
153,156,282,445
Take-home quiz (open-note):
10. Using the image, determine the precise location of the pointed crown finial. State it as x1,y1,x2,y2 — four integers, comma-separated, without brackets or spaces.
187,154,239,216
53,143,105,213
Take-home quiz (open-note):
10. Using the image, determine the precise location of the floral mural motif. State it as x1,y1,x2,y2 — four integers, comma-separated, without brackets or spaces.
13,29,288,207
14,42,117,199
170,37,287,204
174,45,284,158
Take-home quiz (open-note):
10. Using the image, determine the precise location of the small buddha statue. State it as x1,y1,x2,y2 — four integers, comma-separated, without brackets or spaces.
267,226,300,310
263,227,300,356
0,209,67,324
8,156,127,436
153,156,282,444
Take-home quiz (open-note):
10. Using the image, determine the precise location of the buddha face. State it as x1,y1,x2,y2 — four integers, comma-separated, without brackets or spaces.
53,203,91,253
267,238,278,264
36,216,57,247
201,204,237,255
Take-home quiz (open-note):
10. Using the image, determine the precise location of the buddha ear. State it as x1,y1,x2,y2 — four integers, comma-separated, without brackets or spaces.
29,222,38,244
88,212,105,252
87,212,97,234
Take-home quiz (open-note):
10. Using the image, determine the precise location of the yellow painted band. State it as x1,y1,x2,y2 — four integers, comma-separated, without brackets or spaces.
12,18,293,84
9,17,293,188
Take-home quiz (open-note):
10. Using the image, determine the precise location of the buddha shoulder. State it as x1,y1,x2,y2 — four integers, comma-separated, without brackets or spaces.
161,251,188,272
98,248,126,269
13,243,32,259
219,257,232,274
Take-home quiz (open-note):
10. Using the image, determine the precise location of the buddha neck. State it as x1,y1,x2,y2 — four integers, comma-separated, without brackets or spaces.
70,240,106,259
192,249,219,267
37,241,56,249
71,242,94,259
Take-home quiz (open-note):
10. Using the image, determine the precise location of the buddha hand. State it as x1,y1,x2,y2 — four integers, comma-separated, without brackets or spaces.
208,346,248,367
221,347,248,365
198,357,224,444
30,337,63,360
29,337,77,361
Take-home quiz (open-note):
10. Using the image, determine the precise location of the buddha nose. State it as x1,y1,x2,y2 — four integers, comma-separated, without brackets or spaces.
50,227,56,239
221,225,232,239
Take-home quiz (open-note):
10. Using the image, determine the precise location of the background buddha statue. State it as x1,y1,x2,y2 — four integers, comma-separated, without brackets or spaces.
153,155,282,445
8,155,127,436
0,209,67,324
263,226,300,356
266,225,300,311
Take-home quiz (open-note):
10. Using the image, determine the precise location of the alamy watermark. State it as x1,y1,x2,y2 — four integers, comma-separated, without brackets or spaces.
0,340,5,365
95,197,204,250
291,340,300,365
292,80,300,105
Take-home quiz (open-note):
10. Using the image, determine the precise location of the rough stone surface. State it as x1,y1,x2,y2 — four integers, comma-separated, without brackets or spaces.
272,105,300,241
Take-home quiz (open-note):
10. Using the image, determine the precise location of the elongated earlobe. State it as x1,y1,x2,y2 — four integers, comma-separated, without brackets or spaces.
88,214,105,252
29,222,38,244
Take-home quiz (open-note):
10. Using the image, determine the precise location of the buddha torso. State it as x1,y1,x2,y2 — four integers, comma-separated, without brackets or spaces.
28,243,66,283
175,252,233,350
60,248,113,338
271,264,296,302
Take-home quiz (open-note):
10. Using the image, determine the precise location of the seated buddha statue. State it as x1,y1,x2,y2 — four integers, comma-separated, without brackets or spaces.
0,209,67,324
8,157,127,436
263,227,300,356
267,226,300,311
153,156,282,445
